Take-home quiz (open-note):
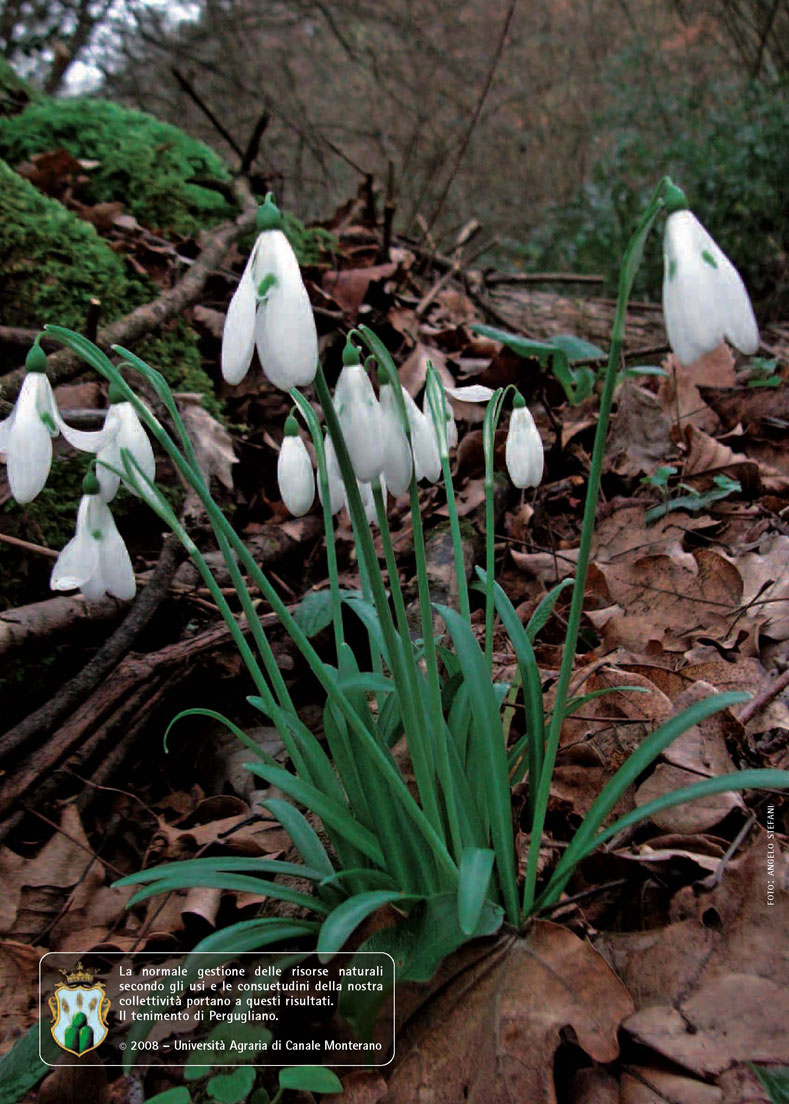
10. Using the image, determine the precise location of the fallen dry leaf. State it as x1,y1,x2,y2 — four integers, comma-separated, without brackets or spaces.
620,1066,723,1103
634,763,743,833
176,395,238,489
383,922,634,1104
624,973,789,1075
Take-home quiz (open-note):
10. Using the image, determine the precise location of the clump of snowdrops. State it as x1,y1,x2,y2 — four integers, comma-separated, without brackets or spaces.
4,183,787,1032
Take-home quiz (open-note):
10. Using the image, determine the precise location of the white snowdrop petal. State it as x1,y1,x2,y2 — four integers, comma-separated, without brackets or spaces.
253,230,318,390
8,377,54,503
50,498,98,591
221,258,258,384
96,440,122,502
443,384,496,402
506,406,544,489
278,435,315,517
402,389,440,482
662,210,759,365
334,365,384,482
717,256,760,355
379,385,413,495
58,403,121,453
318,434,345,515
95,501,136,600
118,403,156,495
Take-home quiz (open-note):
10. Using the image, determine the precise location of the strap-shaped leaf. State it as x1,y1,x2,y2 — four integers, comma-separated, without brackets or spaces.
317,890,420,961
436,603,519,924
244,761,385,865
539,767,789,908
458,848,495,935
262,798,335,878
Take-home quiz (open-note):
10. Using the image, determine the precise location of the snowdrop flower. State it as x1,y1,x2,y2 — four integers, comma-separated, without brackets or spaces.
401,388,440,483
91,384,155,503
221,194,318,390
318,433,345,515
0,346,61,503
277,415,314,517
662,208,759,366
505,394,543,488
51,470,136,602
333,343,384,482
378,382,413,495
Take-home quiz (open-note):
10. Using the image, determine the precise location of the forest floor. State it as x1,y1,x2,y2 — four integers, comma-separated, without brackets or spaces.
1,168,788,1104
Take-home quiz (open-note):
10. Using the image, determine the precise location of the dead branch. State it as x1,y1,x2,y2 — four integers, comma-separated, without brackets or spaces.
0,594,125,657
0,196,257,411
0,533,183,768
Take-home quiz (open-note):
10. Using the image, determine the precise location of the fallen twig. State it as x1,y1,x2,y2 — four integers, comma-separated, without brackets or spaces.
737,665,789,726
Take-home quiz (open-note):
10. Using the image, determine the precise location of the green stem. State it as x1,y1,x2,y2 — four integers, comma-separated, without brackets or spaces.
521,177,679,917
315,367,443,838
425,367,471,621
482,388,509,669
290,389,344,659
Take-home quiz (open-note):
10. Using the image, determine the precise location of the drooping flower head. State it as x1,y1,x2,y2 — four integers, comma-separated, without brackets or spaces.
662,203,759,367
401,387,440,483
333,340,384,483
378,377,413,495
0,345,61,503
505,393,544,489
317,432,344,515
50,468,136,602
221,194,318,390
277,414,315,517
94,382,156,503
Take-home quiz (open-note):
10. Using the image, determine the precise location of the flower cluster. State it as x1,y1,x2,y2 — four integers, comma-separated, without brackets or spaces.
0,346,151,601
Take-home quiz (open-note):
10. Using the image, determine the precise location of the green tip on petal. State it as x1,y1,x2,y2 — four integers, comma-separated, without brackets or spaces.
256,193,283,232
82,470,101,496
108,382,127,404
342,337,361,366
512,392,526,409
663,180,688,215
25,344,48,373
284,414,300,437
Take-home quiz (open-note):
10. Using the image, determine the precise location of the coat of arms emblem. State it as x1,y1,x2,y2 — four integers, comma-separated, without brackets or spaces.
48,961,110,1056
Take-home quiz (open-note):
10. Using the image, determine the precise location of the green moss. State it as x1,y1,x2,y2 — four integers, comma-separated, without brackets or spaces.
0,98,236,234
137,322,222,416
0,57,41,116
0,158,130,333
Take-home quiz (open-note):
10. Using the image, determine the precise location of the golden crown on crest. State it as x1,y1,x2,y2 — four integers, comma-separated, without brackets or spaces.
58,961,95,986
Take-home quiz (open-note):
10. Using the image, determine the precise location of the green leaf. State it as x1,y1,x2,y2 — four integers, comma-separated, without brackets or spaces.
436,603,519,924
551,333,606,361
278,1066,343,1093
536,692,752,907
457,848,495,936
751,1064,789,1103
244,761,385,865
206,1066,255,1103
116,856,325,886
145,1090,192,1104
262,798,335,878
318,891,419,961
526,579,573,642
163,708,274,762
624,364,669,378
339,892,503,1039
123,872,328,915
293,589,336,637
190,918,318,954
0,1023,60,1104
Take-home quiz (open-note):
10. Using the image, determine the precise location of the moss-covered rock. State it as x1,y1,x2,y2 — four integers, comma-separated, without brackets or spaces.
0,97,236,234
